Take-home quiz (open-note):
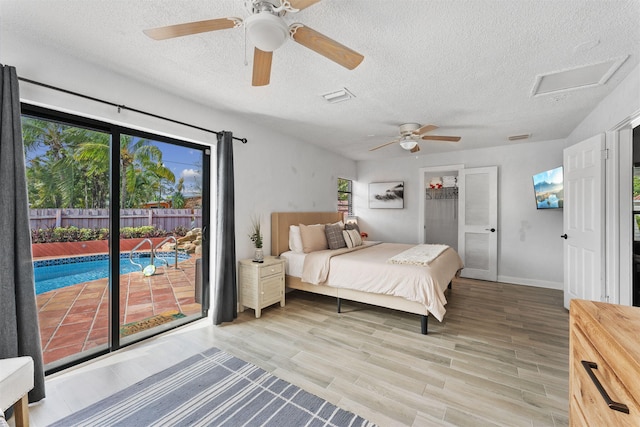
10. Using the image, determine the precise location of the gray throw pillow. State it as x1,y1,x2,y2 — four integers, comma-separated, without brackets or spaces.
325,223,347,250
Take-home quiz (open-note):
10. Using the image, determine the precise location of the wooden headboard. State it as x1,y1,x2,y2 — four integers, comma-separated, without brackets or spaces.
271,212,344,256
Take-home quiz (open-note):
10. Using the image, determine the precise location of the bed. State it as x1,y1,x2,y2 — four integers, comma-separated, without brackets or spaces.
271,212,463,334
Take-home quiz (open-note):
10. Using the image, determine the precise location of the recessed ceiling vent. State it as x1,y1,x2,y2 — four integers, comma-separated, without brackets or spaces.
508,134,530,141
321,88,355,104
531,56,628,96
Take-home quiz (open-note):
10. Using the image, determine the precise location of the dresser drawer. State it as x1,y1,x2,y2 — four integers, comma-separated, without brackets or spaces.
570,321,639,426
259,262,283,278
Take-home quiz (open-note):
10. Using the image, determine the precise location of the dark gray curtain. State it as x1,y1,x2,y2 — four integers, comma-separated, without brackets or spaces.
213,131,237,324
0,65,46,402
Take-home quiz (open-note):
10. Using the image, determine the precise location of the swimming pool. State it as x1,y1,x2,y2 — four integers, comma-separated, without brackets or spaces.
33,253,191,295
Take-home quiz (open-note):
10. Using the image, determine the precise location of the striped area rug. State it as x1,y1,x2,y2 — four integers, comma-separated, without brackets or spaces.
50,347,375,427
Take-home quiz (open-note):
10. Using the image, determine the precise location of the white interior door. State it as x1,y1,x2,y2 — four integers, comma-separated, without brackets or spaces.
563,134,605,309
458,166,498,281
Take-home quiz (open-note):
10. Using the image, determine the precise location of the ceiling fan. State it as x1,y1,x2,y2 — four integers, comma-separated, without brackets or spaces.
143,0,364,86
369,123,462,153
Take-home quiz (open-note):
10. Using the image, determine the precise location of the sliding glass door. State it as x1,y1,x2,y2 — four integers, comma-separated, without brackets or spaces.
24,114,112,370
117,133,207,344
22,105,210,372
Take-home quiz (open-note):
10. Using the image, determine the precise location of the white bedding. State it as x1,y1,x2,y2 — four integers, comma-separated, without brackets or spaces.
280,251,306,277
281,241,381,278
298,242,463,321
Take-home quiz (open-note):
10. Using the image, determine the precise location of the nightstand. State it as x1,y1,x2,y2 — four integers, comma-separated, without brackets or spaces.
238,257,285,318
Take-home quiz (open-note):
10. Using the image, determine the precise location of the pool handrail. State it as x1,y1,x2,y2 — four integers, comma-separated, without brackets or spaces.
153,236,179,268
129,238,155,272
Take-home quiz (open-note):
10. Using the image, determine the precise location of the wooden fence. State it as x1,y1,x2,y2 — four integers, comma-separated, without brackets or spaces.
29,208,203,231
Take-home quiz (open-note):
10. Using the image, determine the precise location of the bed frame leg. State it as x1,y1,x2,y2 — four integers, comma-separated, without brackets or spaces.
421,315,428,334
337,298,341,313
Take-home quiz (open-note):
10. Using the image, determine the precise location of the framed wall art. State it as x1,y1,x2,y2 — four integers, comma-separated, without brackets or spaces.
369,181,404,209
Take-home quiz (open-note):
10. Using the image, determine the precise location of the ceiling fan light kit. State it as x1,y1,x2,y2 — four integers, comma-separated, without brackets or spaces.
399,137,418,151
245,12,289,52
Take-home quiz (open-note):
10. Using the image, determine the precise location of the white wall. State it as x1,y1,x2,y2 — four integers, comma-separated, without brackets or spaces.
1,35,356,263
356,139,566,289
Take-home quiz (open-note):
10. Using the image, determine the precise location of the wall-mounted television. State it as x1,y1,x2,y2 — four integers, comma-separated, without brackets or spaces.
533,166,563,209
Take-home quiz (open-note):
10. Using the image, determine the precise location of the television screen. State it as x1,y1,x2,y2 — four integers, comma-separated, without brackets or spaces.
533,166,563,209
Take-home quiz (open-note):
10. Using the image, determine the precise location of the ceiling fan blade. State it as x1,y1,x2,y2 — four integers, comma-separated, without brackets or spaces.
290,25,364,70
288,0,323,10
252,48,273,86
410,145,421,153
143,17,241,40
422,135,462,142
414,124,438,136
369,138,400,151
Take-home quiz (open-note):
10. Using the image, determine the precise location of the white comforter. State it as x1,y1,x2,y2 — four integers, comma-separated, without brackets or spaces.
301,242,463,321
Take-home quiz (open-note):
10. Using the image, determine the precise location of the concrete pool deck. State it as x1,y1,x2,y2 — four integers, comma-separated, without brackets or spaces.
35,255,202,366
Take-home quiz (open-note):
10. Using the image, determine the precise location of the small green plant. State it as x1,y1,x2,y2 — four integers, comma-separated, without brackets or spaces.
249,215,263,249
171,225,189,237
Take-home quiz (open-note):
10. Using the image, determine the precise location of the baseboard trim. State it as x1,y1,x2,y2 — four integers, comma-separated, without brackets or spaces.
497,275,563,290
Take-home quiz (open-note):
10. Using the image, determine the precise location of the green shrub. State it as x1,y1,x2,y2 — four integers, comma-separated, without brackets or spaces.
30,225,182,243
119,226,166,239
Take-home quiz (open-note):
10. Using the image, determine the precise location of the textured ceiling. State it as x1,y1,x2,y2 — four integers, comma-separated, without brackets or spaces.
1,0,639,160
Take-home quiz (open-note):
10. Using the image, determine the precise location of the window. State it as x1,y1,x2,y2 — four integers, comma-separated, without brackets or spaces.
338,178,352,216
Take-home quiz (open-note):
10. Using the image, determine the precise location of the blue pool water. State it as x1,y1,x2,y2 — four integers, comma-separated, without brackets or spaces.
33,253,190,295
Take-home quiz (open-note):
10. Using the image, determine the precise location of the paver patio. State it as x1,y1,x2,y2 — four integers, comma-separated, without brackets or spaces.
35,255,202,366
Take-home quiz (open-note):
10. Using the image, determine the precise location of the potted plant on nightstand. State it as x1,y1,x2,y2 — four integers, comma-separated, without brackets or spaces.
249,215,264,263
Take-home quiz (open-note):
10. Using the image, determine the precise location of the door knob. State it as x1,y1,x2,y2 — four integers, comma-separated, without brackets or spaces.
485,228,496,232
561,234,568,239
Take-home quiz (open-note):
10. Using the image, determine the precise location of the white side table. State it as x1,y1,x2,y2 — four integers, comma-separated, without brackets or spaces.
238,257,285,318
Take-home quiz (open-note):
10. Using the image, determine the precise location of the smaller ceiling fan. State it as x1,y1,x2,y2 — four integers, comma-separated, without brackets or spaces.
143,0,364,86
369,123,461,153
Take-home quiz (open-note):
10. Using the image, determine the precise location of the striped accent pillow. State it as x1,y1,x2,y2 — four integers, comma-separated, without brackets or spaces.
342,229,362,248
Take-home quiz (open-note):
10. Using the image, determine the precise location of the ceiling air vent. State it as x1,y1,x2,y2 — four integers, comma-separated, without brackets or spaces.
531,56,628,96
508,134,530,141
321,88,355,104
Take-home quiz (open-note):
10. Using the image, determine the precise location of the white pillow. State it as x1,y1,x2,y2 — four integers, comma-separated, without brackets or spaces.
342,229,362,248
289,225,304,253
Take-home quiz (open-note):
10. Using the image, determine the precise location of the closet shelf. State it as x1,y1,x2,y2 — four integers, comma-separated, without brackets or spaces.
426,187,458,200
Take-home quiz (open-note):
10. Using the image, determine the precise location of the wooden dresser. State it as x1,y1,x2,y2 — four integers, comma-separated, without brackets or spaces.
569,299,640,426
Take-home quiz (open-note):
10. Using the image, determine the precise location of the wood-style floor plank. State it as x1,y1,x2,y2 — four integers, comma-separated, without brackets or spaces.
26,278,569,427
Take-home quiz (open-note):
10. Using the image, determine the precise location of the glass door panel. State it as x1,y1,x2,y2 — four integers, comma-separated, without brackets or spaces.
118,134,205,343
23,115,111,370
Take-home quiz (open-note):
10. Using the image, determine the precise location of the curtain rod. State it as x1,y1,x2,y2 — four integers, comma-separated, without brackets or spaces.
17,76,248,144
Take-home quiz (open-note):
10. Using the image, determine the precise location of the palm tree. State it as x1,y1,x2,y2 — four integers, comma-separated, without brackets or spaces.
24,116,176,210
172,177,186,209
23,117,107,208
75,134,175,208
120,136,175,208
